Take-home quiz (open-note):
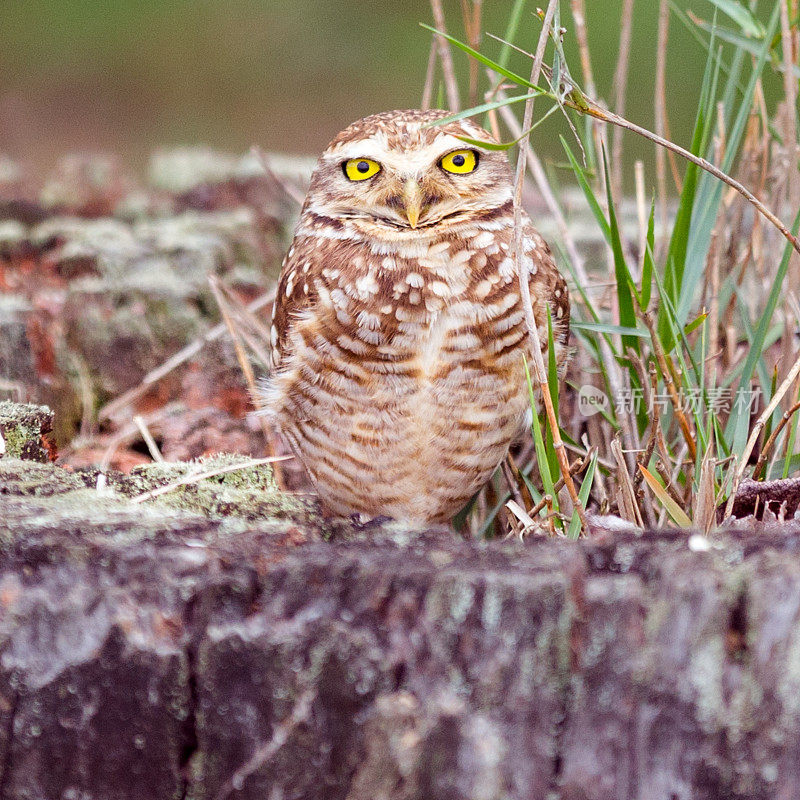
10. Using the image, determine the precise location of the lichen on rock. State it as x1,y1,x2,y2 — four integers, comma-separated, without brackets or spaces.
0,401,55,461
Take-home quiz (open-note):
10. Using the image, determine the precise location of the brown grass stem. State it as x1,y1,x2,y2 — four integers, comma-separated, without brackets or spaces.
421,38,437,110
460,0,482,107
568,0,596,97
430,0,461,111
780,0,800,206
654,0,670,241
611,0,635,200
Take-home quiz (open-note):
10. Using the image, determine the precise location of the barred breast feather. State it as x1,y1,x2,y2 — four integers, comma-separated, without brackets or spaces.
264,206,569,525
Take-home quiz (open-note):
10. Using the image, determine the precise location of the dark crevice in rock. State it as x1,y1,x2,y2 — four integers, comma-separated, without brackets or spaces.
549,585,578,798
0,688,18,800
391,660,407,691
726,588,749,660
548,680,570,796
179,592,201,800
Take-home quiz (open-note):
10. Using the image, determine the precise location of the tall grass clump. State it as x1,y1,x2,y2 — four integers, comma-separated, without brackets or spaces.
425,0,800,538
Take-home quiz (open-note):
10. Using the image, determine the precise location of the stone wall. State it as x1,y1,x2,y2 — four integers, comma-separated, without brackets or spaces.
1,403,800,800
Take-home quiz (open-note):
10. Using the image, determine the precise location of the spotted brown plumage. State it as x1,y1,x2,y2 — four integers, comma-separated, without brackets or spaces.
264,109,570,525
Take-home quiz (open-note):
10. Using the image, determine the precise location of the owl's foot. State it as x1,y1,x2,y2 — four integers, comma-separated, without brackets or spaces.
349,512,394,530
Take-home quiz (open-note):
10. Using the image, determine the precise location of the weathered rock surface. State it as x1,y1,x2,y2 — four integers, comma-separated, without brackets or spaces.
0,149,301,461
3,430,800,798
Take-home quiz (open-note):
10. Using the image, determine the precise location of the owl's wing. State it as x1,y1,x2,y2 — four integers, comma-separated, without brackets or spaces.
269,234,327,371
521,223,570,360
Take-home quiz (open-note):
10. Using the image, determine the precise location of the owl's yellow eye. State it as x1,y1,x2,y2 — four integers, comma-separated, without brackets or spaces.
439,149,478,175
344,158,381,181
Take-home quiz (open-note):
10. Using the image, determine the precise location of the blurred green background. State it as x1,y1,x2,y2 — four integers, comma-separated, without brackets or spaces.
0,0,775,180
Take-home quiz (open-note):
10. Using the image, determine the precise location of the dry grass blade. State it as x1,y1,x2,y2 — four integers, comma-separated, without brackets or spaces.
694,444,717,534
611,437,643,527
505,498,538,538
99,407,171,470
512,0,589,534
133,414,164,463
501,455,526,510
506,452,534,508
208,276,263,405
430,0,460,111
724,350,800,520
460,0,482,107
568,0,597,96
754,400,800,480
780,0,800,208
130,455,293,504
635,160,647,258
568,0,604,162
209,278,273,370
250,147,306,207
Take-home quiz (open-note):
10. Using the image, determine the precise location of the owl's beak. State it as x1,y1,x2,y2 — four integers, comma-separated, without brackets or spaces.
402,179,424,228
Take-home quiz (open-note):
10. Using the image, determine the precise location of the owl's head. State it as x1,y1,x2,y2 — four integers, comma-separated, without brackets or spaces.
304,109,514,237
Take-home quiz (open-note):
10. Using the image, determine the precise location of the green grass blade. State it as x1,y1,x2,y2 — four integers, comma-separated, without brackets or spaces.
419,24,540,90
424,92,542,128
524,356,557,515
457,103,560,150
571,322,647,338
640,201,655,309
545,308,561,481
497,0,527,70
783,382,800,478
562,137,611,243
602,150,639,356
568,451,597,539
707,0,765,37
684,313,708,337
677,4,781,325
658,19,720,343
640,466,692,527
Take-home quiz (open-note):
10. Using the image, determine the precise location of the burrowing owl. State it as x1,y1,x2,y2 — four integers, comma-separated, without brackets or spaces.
265,109,569,525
